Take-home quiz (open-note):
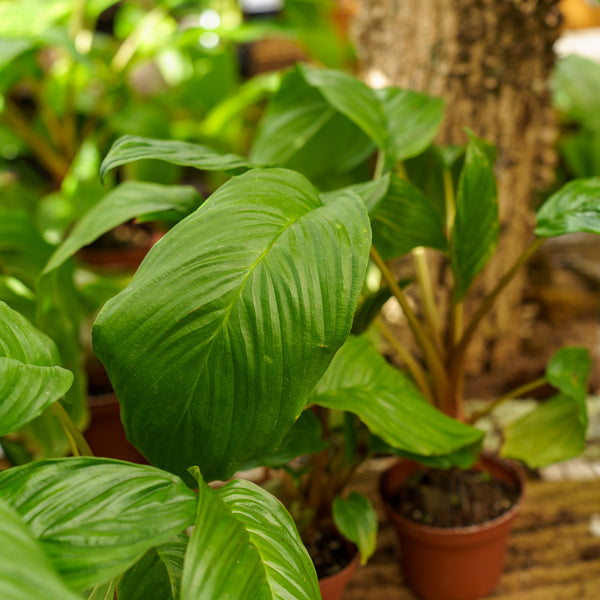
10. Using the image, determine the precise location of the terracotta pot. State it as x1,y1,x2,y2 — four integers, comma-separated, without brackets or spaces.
85,394,146,463
318,548,359,600
380,454,525,600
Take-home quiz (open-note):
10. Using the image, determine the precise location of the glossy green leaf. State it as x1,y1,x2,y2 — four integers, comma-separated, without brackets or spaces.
0,499,81,600
250,67,375,180
502,347,591,468
85,579,118,600
371,173,447,259
241,410,328,470
93,168,371,482
0,302,73,435
118,536,187,600
0,458,197,591
535,178,600,237
332,493,377,565
99,135,254,182
321,173,391,216
377,87,445,164
311,335,483,466
450,132,498,301
181,475,320,600
298,63,389,149
44,182,201,274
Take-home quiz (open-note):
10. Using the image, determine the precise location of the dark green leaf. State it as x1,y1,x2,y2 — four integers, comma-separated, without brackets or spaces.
0,302,73,435
311,336,483,466
181,476,320,600
84,579,117,600
0,499,81,600
535,178,600,237
371,174,448,259
44,182,201,274
93,169,371,482
332,493,377,565
377,87,445,165
298,63,389,149
241,410,328,470
450,132,498,301
118,536,187,600
250,68,375,180
0,458,197,591
99,135,253,182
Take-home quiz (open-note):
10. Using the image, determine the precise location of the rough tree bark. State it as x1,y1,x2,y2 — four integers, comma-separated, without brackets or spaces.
353,0,562,382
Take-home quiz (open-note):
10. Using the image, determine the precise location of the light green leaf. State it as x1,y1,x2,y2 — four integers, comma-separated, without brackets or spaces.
450,132,498,301
84,579,118,600
311,335,483,466
502,394,587,468
298,63,389,149
44,182,201,274
118,536,187,600
502,347,591,468
250,67,375,179
0,302,73,435
0,458,197,591
181,476,320,600
371,173,447,259
332,493,377,565
377,87,445,164
321,173,391,216
0,0,70,37
0,499,81,600
535,178,600,237
93,168,371,482
99,135,254,182
0,39,33,71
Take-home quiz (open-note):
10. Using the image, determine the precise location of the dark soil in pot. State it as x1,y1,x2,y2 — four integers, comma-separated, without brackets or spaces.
390,464,521,528
304,528,359,600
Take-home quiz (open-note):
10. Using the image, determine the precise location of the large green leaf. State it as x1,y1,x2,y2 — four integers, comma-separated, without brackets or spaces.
371,173,448,259
0,302,73,435
93,168,371,482
450,133,498,301
535,178,600,237
311,335,483,466
332,493,377,565
0,458,197,591
181,475,320,600
99,135,254,182
502,347,590,468
0,499,81,600
118,535,187,600
44,182,201,274
377,87,445,165
321,173,391,216
298,63,389,149
250,67,375,180
85,579,118,600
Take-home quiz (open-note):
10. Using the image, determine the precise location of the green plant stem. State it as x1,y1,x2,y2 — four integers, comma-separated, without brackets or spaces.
1,100,69,185
49,401,93,457
373,150,386,181
448,237,546,418
443,168,455,235
370,246,450,408
375,316,434,404
412,247,444,357
467,377,548,425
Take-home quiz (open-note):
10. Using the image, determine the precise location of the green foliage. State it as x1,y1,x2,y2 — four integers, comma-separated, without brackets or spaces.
333,493,377,565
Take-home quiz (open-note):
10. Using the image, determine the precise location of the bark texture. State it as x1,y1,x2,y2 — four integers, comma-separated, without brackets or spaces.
353,0,562,377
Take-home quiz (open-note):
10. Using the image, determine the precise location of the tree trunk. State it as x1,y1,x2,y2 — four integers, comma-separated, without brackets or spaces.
353,0,562,381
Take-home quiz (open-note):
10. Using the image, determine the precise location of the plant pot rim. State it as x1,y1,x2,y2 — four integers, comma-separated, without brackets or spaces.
379,452,526,537
318,542,360,599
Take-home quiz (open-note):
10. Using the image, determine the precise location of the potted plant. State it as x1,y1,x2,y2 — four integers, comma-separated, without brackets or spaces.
94,63,599,599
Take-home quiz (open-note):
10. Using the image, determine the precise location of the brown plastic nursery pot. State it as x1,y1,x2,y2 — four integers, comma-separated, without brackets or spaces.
318,549,360,600
380,454,525,600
